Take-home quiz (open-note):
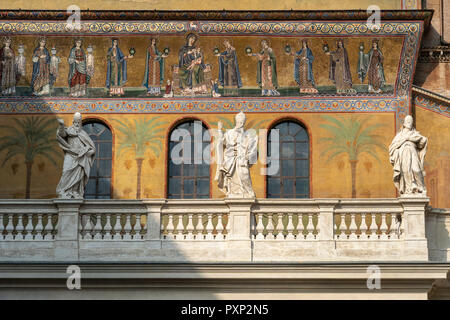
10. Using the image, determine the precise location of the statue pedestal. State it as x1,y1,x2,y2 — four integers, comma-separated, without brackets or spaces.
399,196,430,260
53,198,83,261
225,198,255,262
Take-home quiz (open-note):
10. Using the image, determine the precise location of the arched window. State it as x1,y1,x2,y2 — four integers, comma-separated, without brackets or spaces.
168,120,210,199
267,121,310,198
82,121,113,199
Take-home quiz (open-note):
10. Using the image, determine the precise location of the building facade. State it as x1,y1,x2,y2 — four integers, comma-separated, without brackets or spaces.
0,0,449,299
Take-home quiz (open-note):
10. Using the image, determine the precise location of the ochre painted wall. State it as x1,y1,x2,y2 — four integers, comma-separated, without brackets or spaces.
0,112,397,199
2,0,408,11
416,107,450,208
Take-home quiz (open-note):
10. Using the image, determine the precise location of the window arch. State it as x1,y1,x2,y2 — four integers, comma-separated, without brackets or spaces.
82,120,113,199
267,120,310,198
167,120,211,199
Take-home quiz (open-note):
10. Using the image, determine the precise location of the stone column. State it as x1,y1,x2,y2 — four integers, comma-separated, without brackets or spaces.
225,198,255,262
317,200,339,259
53,199,83,261
399,196,430,261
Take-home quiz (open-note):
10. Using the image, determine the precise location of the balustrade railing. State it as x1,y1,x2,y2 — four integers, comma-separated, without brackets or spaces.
161,212,228,240
0,197,436,262
334,212,403,240
0,201,58,241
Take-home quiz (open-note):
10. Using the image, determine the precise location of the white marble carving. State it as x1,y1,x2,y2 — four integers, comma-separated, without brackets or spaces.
389,115,428,196
215,111,257,198
56,112,96,199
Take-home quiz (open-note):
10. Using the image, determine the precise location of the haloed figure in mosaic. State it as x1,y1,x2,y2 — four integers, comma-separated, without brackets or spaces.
357,40,386,93
106,38,133,97
178,33,209,96
248,40,279,96
56,112,96,199
68,39,90,97
215,111,258,198
289,40,318,94
0,37,18,96
389,115,428,196
143,38,168,96
216,39,242,96
31,37,51,96
326,39,356,94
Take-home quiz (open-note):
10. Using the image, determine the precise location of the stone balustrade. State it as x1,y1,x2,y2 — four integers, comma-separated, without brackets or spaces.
0,197,448,263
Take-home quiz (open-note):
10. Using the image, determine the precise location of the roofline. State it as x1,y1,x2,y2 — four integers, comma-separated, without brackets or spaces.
0,9,434,28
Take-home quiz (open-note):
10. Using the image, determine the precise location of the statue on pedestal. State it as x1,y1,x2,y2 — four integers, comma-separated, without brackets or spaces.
215,111,258,198
56,112,95,199
389,115,428,197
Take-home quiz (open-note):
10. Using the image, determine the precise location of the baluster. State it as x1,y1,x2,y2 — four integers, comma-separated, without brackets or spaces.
339,213,348,239
359,213,368,240
185,214,195,240
173,214,182,239
297,213,306,239
93,214,103,240
51,214,58,240
114,214,123,240
103,213,113,240
254,213,264,240
369,213,378,239
5,214,14,240
42,214,52,240
194,214,203,240
276,213,284,240
216,213,225,240
348,213,358,240
391,213,402,239
265,213,275,240
285,213,295,240
16,214,24,240
379,213,389,240
205,213,214,240
134,214,142,240
84,214,94,240
166,213,175,240
123,214,132,240
34,214,44,240
305,213,315,240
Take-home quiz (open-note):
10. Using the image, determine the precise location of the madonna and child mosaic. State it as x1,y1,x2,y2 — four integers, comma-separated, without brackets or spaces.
0,33,400,98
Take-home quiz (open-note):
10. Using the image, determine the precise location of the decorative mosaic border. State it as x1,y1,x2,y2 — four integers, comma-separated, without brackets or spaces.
0,97,409,126
0,21,421,36
414,95,450,118
0,20,423,99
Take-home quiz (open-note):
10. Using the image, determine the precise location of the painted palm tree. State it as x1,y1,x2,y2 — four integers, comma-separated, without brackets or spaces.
114,117,167,199
0,116,60,199
319,115,386,198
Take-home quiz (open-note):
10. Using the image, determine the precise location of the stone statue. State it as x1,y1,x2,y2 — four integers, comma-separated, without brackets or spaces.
389,115,428,196
215,111,258,198
56,112,96,199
